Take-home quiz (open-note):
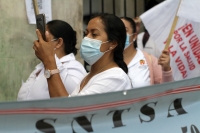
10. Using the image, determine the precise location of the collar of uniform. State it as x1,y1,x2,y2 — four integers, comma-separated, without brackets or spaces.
59,53,75,63
128,48,145,67
55,53,76,72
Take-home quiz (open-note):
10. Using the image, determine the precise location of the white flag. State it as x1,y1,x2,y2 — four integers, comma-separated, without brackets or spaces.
178,0,200,22
140,0,200,81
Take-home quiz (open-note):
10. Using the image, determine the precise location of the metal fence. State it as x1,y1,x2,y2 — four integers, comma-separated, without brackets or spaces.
87,0,145,17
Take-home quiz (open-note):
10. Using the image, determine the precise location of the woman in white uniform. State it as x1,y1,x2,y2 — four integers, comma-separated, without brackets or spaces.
32,13,132,97
121,17,174,88
17,20,87,100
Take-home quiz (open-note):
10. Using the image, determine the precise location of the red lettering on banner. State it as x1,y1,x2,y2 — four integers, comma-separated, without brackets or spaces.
189,35,200,49
174,30,183,43
178,24,187,31
182,24,194,38
175,56,187,78
193,50,200,64
184,51,196,70
171,51,177,57
179,43,187,52
169,45,177,57
189,35,200,64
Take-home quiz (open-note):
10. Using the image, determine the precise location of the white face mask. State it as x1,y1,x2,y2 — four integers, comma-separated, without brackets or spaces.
125,33,135,49
80,37,110,65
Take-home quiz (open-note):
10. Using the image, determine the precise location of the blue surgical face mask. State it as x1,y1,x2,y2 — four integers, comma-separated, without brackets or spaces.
80,37,109,65
125,33,135,49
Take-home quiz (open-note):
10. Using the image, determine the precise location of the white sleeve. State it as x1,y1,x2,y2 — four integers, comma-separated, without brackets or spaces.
76,73,129,96
62,75,80,95
59,62,86,95
17,69,37,101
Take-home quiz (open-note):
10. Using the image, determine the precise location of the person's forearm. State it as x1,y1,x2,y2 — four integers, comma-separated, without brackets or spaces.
162,66,171,71
44,56,69,97
47,74,69,97
162,69,174,83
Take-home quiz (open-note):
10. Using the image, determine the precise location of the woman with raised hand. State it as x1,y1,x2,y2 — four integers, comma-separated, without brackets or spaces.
32,13,131,97
17,20,87,100
121,17,174,88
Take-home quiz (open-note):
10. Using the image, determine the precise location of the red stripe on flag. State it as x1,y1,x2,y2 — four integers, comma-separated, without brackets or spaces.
0,85,200,115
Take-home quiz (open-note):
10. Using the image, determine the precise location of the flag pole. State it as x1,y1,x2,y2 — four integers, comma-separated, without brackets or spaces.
164,0,182,50
32,0,39,15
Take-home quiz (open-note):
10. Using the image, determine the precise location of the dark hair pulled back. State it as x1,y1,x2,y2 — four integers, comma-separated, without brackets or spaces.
47,20,77,55
121,17,137,48
91,13,128,73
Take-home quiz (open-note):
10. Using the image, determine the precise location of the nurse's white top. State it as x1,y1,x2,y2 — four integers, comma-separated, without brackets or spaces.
17,53,87,101
127,48,151,88
70,67,132,96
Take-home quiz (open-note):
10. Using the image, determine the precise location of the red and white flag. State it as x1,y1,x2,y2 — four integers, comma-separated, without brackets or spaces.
140,0,200,80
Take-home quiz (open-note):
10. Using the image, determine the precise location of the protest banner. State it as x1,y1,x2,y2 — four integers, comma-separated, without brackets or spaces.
0,77,200,132
140,0,200,81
